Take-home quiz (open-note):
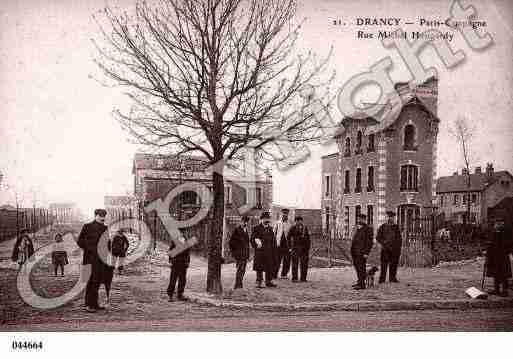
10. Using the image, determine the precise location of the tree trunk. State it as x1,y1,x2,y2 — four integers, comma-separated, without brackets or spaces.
206,169,224,294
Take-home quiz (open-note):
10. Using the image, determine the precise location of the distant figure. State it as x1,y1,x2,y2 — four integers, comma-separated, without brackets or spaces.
229,215,250,289
351,214,374,290
51,233,69,277
11,229,35,271
376,211,402,283
289,216,311,282
77,209,109,313
250,211,277,288
111,229,130,274
167,235,191,302
484,217,513,297
273,208,292,279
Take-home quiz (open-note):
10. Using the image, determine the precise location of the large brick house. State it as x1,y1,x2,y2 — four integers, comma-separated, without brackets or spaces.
322,77,439,238
132,153,273,252
435,164,513,224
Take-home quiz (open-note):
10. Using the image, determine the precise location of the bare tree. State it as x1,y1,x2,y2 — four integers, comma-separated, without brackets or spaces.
94,0,333,293
450,116,475,225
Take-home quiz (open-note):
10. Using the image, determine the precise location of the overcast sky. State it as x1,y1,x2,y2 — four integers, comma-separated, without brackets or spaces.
1,0,512,214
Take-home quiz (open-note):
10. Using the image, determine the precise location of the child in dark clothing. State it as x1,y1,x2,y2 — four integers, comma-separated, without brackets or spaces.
51,233,69,276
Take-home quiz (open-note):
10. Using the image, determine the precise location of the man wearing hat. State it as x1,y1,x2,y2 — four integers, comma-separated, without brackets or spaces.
351,213,374,290
273,208,292,279
250,211,277,288
376,210,403,283
484,216,512,297
288,216,311,282
77,208,109,312
229,215,251,289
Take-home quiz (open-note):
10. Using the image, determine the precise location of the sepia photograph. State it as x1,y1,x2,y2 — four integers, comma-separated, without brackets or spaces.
1,0,512,355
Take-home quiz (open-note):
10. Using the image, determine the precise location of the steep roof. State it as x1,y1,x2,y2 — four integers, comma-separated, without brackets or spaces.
334,76,439,138
436,171,513,193
132,153,209,174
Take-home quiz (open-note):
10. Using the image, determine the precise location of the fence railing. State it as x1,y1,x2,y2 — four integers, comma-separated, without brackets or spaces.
0,208,55,242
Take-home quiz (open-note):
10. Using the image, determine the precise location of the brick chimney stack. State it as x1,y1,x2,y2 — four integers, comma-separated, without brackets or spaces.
485,163,494,177
475,166,482,174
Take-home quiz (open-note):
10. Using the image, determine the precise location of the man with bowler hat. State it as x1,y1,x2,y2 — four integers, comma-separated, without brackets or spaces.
351,213,374,290
77,208,109,312
229,215,251,289
250,211,277,288
273,208,292,279
289,216,311,282
376,210,402,283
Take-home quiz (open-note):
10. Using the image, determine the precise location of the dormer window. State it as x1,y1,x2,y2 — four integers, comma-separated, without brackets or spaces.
355,131,363,154
344,137,351,157
403,124,417,151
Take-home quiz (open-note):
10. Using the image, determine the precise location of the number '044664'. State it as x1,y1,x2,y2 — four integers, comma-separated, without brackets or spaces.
12,341,43,350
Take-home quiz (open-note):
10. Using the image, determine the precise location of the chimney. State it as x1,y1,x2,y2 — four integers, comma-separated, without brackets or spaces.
461,168,469,176
486,163,494,177
475,166,482,174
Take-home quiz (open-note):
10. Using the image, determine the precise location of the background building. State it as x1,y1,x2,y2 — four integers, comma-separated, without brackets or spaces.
436,163,513,224
132,152,273,254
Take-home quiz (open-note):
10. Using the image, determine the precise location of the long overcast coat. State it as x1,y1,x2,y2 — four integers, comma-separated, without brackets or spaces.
485,225,513,279
250,223,277,272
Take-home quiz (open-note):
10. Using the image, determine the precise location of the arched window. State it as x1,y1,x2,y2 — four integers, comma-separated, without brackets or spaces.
404,124,416,150
355,131,363,154
344,137,351,157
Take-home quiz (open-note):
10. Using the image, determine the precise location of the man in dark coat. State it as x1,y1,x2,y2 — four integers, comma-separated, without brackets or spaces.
273,208,292,279
167,234,191,301
229,215,250,289
485,217,513,297
351,213,374,290
289,216,311,282
250,211,277,288
376,210,402,283
77,209,109,312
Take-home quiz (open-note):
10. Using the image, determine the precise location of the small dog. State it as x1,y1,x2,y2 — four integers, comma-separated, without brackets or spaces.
365,266,379,288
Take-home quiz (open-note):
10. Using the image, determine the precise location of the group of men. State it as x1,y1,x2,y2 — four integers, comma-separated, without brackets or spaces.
351,210,402,290
229,208,402,291
229,208,311,289
76,206,402,311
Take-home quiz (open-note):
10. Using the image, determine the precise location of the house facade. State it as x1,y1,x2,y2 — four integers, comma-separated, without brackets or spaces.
324,77,439,238
436,164,513,224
